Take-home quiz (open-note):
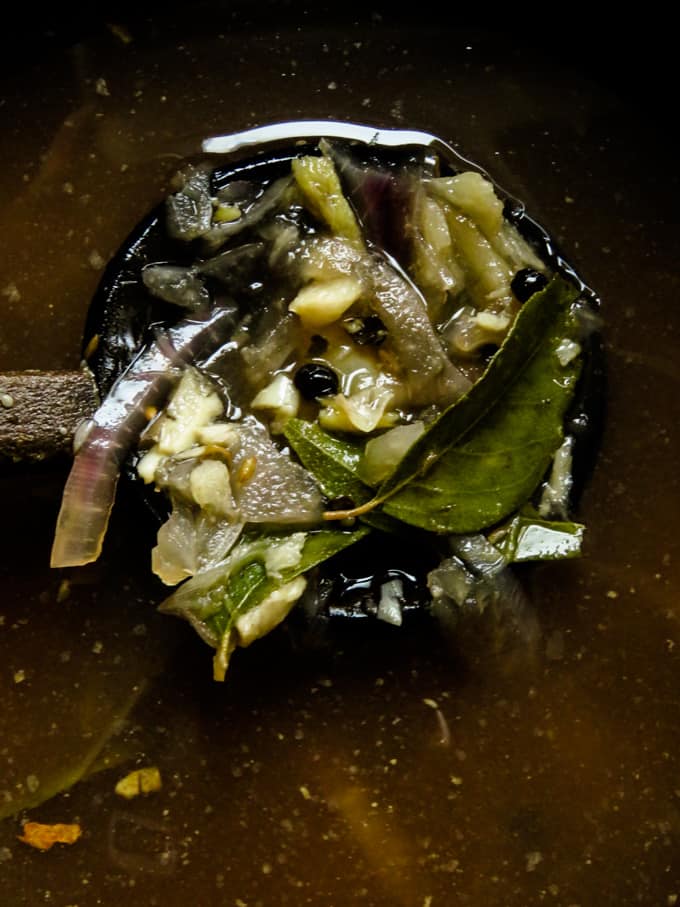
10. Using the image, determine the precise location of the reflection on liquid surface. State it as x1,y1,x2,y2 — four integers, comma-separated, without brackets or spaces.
1,10,679,906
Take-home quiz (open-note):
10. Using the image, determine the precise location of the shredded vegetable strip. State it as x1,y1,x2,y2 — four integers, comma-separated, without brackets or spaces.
51,306,237,567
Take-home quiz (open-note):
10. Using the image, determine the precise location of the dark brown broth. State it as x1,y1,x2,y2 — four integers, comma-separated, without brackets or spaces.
1,11,679,906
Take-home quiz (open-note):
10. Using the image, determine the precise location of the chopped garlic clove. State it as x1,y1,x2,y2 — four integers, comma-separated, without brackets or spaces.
189,459,236,516
213,203,241,223
157,368,224,455
319,386,396,434
474,310,511,332
196,422,241,448
137,447,165,484
555,338,581,366
289,276,363,327
264,531,306,579
235,576,308,647
377,577,404,626
251,373,301,429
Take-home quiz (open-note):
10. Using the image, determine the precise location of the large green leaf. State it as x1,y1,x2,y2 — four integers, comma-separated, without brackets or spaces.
320,276,580,524
380,277,579,494
382,294,582,532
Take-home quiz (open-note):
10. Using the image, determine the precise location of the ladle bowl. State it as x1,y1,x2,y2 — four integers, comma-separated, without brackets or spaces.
2,121,605,626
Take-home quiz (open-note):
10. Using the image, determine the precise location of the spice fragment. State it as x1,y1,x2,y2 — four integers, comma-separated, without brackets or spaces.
18,821,82,851
114,766,162,799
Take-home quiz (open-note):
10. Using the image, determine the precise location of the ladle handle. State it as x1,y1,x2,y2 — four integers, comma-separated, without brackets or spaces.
0,369,98,462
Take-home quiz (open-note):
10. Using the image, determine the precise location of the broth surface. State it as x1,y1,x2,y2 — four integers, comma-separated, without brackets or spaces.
1,9,679,906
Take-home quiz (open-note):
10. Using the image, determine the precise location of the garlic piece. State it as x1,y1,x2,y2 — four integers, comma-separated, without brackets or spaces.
289,276,362,327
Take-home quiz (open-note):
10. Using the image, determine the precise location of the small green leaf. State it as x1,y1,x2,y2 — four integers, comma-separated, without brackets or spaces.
283,418,414,538
160,526,371,645
489,513,585,562
283,418,370,504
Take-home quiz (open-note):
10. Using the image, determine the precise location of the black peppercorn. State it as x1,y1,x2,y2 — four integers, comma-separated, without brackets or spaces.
294,362,340,399
343,314,387,345
511,268,549,303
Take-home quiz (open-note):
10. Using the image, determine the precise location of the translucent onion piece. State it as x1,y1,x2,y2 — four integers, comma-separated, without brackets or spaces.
151,502,244,586
166,167,213,241
141,264,209,310
360,420,425,486
232,417,323,524
201,176,293,253
368,254,471,406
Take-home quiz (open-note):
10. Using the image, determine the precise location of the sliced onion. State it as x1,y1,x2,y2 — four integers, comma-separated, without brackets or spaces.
367,253,471,406
141,264,209,310
360,420,425,486
50,306,238,568
200,176,293,253
195,242,264,286
151,502,244,586
166,167,213,241
231,417,323,524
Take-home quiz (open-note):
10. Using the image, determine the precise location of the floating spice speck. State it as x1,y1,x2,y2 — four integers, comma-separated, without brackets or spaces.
18,822,82,851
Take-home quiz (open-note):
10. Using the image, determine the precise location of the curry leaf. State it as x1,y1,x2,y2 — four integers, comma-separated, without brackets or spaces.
160,526,370,645
283,418,370,504
324,276,580,523
283,418,414,537
382,291,582,532
382,277,579,497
